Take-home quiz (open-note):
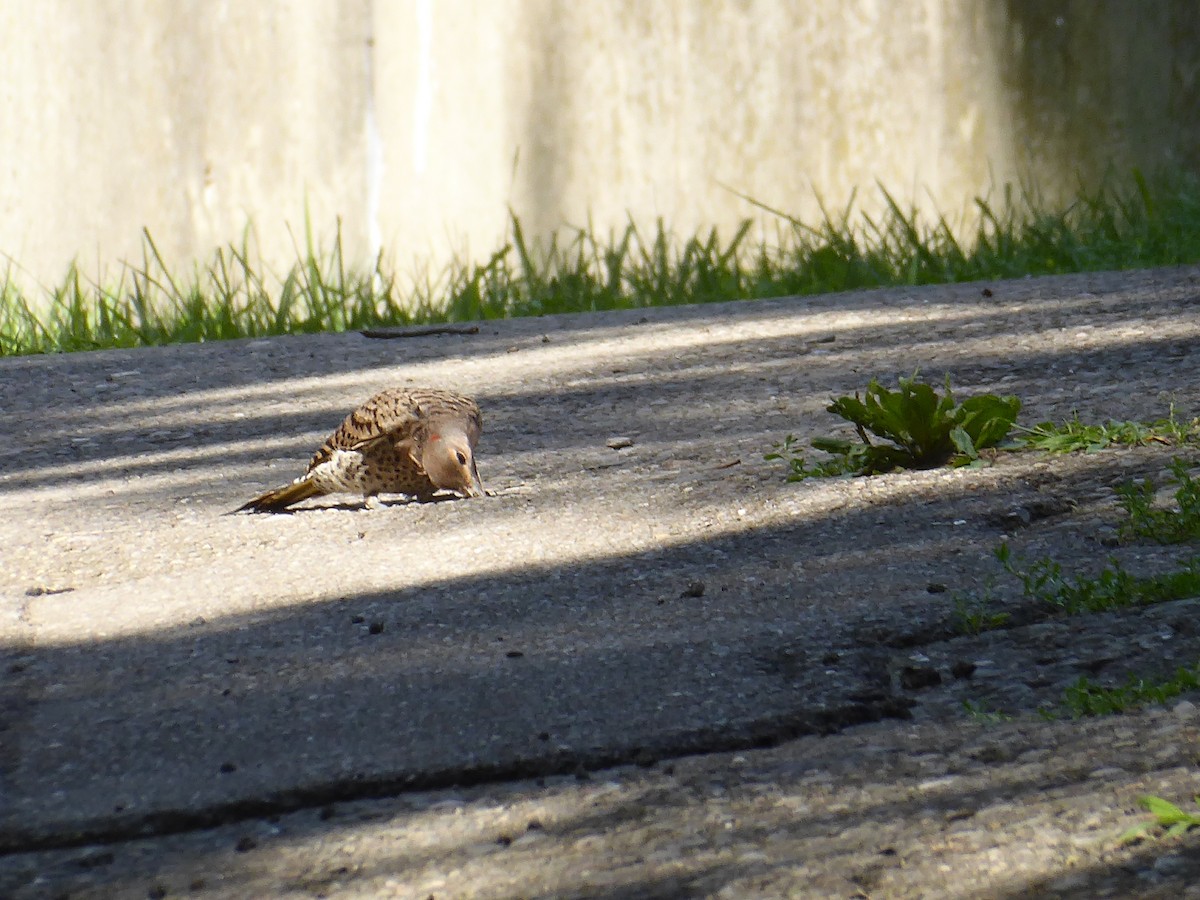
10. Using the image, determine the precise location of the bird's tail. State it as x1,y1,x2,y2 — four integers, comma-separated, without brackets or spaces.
232,479,322,514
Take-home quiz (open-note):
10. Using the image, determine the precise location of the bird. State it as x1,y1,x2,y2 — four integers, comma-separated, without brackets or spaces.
234,387,485,513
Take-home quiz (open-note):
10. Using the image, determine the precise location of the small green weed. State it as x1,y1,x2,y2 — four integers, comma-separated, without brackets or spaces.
1014,410,1198,454
1117,458,1200,544
1120,794,1200,844
1060,666,1200,717
952,582,1011,635
994,543,1200,615
961,700,1012,723
767,375,1020,479
763,434,862,481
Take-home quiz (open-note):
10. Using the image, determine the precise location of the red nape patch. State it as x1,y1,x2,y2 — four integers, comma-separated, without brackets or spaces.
429,434,441,441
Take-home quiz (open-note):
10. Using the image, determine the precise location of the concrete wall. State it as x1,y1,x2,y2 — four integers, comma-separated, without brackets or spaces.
1,0,1197,290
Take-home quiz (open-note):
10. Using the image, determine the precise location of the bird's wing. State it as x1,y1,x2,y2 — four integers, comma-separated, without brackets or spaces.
306,389,424,471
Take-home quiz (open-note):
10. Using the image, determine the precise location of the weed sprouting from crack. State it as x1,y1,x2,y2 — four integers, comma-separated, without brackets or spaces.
994,542,1200,615
766,374,1020,479
1117,457,1200,544
1120,794,1200,844
1013,408,1200,454
961,699,1013,723
951,577,1011,635
1059,667,1200,718
772,398,1200,484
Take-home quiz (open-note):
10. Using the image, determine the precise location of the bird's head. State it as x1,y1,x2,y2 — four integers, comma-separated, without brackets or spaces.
421,428,483,497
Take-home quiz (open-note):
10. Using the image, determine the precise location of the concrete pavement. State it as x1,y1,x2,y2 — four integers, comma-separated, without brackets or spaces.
3,267,1200,866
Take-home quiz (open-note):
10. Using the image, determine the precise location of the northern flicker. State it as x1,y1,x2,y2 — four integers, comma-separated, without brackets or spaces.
235,387,484,513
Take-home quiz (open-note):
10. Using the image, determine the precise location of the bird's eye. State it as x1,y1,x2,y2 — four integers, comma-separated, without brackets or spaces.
456,451,468,465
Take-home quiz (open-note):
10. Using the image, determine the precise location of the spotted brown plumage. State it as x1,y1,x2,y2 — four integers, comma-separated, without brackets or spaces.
235,388,484,513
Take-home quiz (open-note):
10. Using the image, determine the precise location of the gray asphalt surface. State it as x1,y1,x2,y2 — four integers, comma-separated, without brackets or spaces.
2,266,1199,866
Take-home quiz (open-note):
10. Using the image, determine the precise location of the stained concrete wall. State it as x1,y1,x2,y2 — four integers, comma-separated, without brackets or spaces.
0,0,371,286
1,0,1198,290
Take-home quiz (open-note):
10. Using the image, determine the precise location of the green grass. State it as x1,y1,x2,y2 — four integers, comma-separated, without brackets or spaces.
952,581,1011,634
949,456,1200,637
958,465,1200,721
1059,666,1200,717
5,171,1200,356
1118,457,1200,544
961,699,1013,723
948,541,1200,633
987,455,1200,616
1014,410,1200,454
995,542,1200,615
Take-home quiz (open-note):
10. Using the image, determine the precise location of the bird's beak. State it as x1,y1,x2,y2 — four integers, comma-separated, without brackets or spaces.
468,458,486,498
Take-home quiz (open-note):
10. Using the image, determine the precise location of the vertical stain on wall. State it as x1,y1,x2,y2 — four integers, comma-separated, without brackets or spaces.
364,1,384,262
411,0,435,179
